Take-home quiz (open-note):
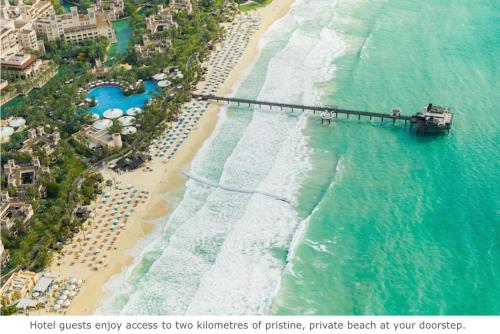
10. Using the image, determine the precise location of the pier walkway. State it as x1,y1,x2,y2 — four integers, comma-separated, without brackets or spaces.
191,94,453,134
192,94,412,124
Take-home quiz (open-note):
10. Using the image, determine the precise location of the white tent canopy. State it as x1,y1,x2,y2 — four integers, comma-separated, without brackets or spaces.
121,126,137,135
117,116,135,126
93,119,113,130
157,80,171,88
0,126,14,137
126,107,142,116
9,117,26,128
103,108,124,119
153,73,166,81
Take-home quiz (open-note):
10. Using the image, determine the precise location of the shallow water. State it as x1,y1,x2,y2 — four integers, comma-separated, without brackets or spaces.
108,18,133,58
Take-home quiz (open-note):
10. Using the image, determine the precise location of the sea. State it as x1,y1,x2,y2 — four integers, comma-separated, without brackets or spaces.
95,0,500,315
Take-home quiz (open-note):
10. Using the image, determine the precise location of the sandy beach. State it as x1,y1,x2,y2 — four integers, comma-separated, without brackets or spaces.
54,0,295,315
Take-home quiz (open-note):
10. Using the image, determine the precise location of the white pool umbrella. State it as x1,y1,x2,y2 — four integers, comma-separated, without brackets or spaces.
153,73,166,81
121,126,137,135
9,117,26,128
0,126,14,137
118,116,135,126
103,108,123,119
157,80,171,88
93,119,112,130
126,107,142,116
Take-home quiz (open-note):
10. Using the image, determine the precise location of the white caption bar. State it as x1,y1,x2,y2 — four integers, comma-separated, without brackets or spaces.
1,316,499,334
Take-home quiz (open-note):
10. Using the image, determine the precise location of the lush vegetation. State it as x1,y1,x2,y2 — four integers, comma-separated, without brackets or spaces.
44,37,110,64
1,0,234,277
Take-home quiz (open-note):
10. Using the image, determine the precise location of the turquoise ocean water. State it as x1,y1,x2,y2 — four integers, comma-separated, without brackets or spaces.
96,0,499,315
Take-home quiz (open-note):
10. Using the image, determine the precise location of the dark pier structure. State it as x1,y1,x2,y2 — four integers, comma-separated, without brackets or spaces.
192,94,453,134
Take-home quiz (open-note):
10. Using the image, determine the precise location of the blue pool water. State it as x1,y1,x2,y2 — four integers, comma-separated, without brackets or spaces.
88,81,159,117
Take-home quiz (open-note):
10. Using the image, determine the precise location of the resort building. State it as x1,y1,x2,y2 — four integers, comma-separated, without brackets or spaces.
3,157,50,197
0,0,53,22
0,271,39,305
146,5,177,33
0,192,34,231
73,125,123,149
0,52,43,80
34,6,116,43
170,0,193,14
20,126,60,158
0,0,49,54
134,34,172,59
0,1,55,95
1,19,45,78
96,0,124,21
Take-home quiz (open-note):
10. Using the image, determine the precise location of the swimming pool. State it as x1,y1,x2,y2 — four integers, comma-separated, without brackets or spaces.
88,81,159,118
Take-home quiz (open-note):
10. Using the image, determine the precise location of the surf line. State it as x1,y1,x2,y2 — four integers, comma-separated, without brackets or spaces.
182,170,293,205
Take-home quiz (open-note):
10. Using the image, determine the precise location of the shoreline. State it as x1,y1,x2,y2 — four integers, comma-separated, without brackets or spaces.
59,0,295,315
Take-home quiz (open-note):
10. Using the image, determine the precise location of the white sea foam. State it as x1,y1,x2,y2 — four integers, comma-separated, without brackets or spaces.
97,0,349,315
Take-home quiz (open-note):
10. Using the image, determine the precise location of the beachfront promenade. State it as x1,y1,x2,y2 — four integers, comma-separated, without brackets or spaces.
192,94,453,134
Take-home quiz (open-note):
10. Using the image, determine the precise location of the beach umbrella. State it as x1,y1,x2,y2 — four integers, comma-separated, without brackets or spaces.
126,107,142,116
93,119,112,130
8,117,26,128
53,304,61,311
157,80,171,88
63,300,71,308
69,291,76,297
153,73,166,81
90,113,100,121
118,116,135,126
103,108,124,119
0,126,14,137
121,126,137,135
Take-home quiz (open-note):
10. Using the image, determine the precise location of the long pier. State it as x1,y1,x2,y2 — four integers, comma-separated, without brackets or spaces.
192,94,412,125
191,94,453,134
